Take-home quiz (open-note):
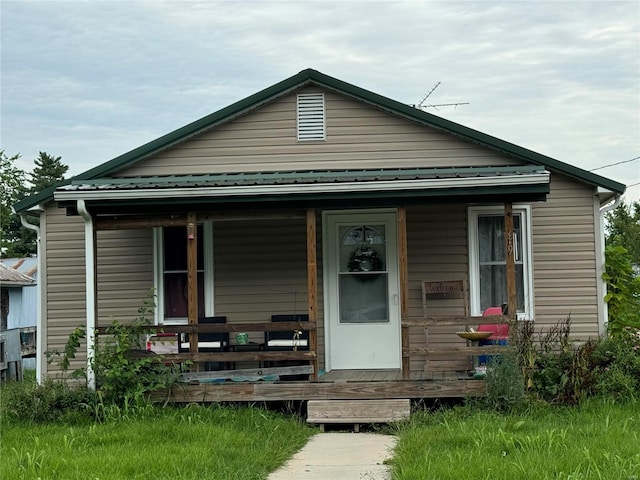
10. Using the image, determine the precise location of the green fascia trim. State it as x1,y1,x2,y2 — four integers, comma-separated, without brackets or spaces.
13,68,624,212
13,179,73,213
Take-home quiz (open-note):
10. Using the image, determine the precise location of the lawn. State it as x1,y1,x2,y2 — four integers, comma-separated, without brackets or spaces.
2,380,638,480
391,399,640,480
0,403,313,480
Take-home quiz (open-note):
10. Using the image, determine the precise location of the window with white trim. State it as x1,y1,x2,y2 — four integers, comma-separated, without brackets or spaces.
154,222,215,324
468,206,533,320
297,93,325,141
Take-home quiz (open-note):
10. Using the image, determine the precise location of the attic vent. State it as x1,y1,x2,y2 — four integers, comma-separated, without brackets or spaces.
297,93,325,141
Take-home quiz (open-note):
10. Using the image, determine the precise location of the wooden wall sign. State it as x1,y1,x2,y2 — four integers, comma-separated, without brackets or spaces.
423,280,465,299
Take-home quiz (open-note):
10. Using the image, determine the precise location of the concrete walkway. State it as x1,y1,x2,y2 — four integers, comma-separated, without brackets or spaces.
268,433,397,480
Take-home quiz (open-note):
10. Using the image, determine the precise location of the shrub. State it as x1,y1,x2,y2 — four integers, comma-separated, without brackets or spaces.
511,318,640,405
43,291,183,408
91,292,183,405
586,327,640,400
0,378,98,424
483,351,526,412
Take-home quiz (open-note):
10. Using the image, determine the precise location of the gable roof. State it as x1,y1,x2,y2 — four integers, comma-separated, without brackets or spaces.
14,68,625,213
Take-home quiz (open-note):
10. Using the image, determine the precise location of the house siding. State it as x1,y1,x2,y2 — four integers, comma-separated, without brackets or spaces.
96,229,154,325
44,205,87,376
213,218,311,341
118,87,522,177
531,174,600,337
405,203,470,372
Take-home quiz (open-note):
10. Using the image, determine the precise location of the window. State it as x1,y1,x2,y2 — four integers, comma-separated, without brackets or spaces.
468,206,533,319
338,225,388,323
297,93,325,141
154,222,214,324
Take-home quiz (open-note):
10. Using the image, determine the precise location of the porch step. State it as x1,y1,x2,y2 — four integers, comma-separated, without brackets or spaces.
306,399,410,432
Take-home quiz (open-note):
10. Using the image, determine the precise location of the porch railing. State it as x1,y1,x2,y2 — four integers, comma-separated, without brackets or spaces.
95,321,318,379
402,315,511,376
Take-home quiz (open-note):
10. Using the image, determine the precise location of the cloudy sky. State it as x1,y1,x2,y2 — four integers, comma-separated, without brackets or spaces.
2,1,639,201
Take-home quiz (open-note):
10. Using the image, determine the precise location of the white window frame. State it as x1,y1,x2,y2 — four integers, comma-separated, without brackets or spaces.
468,205,534,320
153,221,215,324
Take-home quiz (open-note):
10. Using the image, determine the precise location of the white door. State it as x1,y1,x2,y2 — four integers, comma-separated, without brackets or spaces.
323,211,401,370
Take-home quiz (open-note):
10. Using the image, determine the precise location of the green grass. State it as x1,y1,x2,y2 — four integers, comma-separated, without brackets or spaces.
391,399,640,480
0,403,313,480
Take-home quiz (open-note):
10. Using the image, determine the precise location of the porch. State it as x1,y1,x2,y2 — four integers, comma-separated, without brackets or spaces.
67,169,530,398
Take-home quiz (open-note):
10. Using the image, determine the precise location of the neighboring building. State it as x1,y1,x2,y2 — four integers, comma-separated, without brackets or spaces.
0,258,37,370
14,69,625,400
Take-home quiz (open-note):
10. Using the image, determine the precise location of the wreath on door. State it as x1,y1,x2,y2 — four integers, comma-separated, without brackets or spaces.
348,246,383,277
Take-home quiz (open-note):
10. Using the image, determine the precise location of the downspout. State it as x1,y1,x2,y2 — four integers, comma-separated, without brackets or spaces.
18,210,44,383
77,200,96,390
597,194,622,336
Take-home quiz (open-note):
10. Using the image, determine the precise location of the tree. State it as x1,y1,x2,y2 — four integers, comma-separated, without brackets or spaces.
604,200,640,334
605,200,640,268
0,151,26,255
1,151,69,257
603,245,640,334
29,151,69,195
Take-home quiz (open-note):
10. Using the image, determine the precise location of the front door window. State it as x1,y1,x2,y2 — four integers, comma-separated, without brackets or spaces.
338,225,389,323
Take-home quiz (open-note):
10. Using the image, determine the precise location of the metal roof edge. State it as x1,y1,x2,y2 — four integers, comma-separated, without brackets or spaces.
13,179,73,213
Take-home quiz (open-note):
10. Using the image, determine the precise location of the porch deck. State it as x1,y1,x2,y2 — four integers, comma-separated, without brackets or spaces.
151,369,487,403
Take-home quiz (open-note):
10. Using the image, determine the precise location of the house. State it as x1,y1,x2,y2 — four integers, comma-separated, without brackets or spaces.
0,259,38,374
13,69,625,402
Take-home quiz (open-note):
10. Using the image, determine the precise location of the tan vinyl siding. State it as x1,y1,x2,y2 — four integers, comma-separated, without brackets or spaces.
119,87,522,177
96,229,154,325
213,218,310,345
406,204,470,372
531,174,599,337
44,205,87,375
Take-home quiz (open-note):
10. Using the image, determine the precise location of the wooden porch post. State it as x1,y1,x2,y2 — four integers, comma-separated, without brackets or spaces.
504,203,517,321
187,212,198,355
306,208,319,381
398,207,410,379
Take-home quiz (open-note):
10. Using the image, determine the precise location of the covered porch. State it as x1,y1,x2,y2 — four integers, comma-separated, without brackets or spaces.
58,166,548,400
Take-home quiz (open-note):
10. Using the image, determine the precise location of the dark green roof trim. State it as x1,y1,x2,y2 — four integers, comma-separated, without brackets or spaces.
13,179,73,213
13,68,624,213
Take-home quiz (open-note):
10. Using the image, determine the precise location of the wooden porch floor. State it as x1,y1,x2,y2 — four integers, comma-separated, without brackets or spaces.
152,369,486,403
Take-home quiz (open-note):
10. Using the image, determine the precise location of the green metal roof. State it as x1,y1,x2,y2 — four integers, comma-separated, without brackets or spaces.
60,165,546,190
14,68,625,213
53,166,550,208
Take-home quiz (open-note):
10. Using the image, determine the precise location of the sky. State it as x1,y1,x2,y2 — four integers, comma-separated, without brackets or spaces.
1,0,639,202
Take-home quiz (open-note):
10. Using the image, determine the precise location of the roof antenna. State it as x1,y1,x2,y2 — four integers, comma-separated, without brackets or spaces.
413,82,469,111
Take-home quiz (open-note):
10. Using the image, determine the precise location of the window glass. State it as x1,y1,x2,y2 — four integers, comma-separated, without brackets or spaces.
338,225,388,323
476,212,526,314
